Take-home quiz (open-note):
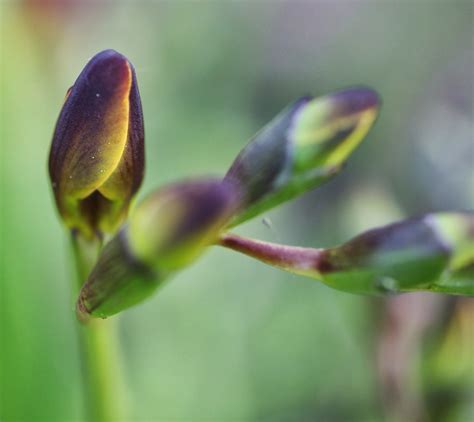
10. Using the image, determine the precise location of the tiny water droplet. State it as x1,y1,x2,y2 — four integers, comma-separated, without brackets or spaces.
91,156,95,159
96,93,100,98
376,276,399,293
69,175,73,179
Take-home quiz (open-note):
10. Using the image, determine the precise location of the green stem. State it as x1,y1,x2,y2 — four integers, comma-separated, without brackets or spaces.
71,233,128,422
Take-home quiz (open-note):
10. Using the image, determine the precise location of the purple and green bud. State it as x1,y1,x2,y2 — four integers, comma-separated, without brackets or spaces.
49,49,144,240
77,179,239,318
220,212,474,296
225,87,380,226
127,179,239,270
291,87,379,170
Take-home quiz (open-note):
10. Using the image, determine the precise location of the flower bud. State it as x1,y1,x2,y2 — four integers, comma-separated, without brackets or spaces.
127,178,239,270
77,178,239,318
49,49,144,239
291,87,380,170
220,212,474,296
225,87,380,226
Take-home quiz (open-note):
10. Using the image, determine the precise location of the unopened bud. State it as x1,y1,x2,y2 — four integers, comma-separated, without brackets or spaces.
225,87,380,226
291,87,379,170
49,49,145,239
77,178,239,318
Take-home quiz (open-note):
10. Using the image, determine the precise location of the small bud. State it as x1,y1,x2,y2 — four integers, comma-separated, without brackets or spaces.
319,214,452,293
291,87,380,170
77,178,239,318
127,178,239,270
220,212,474,296
225,97,311,206
225,87,380,226
49,49,145,239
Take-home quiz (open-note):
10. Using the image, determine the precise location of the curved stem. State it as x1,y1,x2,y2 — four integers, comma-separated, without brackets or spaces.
71,233,128,422
218,232,324,278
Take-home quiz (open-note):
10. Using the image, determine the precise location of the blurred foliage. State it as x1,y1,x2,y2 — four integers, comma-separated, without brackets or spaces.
1,1,473,421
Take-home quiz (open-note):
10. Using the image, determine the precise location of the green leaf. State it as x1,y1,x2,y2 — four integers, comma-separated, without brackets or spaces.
219,212,474,296
225,87,380,227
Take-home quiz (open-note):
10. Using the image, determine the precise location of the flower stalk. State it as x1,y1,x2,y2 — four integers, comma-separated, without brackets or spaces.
71,233,127,422
219,232,325,278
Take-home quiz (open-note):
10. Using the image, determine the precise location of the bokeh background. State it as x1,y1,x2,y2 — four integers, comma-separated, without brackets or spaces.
1,1,473,421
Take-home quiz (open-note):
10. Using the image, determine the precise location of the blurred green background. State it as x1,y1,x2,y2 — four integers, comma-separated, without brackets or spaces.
1,1,473,421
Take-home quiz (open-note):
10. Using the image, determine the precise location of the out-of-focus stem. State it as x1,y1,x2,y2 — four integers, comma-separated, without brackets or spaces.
71,233,128,422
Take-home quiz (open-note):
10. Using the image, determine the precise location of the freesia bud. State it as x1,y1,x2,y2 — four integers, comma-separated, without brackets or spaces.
49,49,144,239
291,87,379,170
127,178,239,270
77,179,239,318
225,87,380,226
220,212,474,296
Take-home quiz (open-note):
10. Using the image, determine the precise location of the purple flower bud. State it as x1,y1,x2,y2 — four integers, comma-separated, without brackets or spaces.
49,49,144,239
